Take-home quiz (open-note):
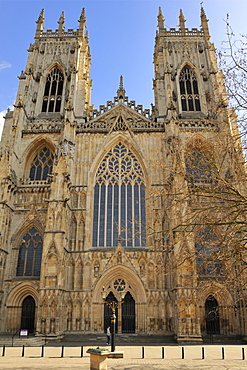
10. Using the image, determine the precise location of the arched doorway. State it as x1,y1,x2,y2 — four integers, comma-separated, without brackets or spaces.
21,296,36,334
122,292,135,333
205,295,220,334
104,292,118,333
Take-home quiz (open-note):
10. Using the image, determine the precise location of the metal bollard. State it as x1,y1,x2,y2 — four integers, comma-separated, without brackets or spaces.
22,345,25,357
221,347,225,360
202,347,205,359
81,346,83,357
142,346,144,359
61,345,64,358
41,345,44,357
2,345,5,357
181,346,185,359
162,346,165,359
242,347,245,360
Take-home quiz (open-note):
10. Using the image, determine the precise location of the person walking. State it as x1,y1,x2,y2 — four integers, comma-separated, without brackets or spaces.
106,326,111,345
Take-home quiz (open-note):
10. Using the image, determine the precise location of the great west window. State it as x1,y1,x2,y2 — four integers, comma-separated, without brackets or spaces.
92,142,146,248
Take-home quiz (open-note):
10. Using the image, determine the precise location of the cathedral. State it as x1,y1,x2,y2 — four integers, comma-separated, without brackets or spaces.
0,6,246,343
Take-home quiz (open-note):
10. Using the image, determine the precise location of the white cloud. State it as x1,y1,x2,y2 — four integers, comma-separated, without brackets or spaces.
0,61,11,71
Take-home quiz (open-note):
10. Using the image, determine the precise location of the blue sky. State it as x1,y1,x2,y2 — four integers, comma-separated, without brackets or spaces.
0,0,247,135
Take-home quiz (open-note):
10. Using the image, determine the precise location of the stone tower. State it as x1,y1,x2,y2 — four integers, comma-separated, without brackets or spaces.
0,7,246,342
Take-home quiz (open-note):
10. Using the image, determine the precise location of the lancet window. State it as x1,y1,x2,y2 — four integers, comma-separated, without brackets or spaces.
92,142,146,248
179,66,201,111
195,226,222,276
42,67,64,113
185,147,214,184
29,147,54,181
16,227,43,277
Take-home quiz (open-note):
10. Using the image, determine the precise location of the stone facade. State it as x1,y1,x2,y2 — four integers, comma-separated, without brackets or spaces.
0,7,247,342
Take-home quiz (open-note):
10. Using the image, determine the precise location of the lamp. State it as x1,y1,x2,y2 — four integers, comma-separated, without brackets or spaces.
101,286,124,352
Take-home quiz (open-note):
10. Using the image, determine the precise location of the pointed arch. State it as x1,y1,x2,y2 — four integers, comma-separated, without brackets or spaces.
185,136,216,185
92,140,146,248
23,136,55,183
178,64,201,112
42,64,64,113
69,213,77,251
16,226,43,278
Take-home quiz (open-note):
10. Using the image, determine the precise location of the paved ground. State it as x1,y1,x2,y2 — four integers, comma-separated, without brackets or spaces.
1,345,247,369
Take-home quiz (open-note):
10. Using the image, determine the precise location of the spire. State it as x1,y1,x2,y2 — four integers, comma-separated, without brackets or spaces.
157,7,165,30
179,9,186,29
78,8,86,36
58,11,65,35
117,76,126,101
35,9,44,38
200,5,210,36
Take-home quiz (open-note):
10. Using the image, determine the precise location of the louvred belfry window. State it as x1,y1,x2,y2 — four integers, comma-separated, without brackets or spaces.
16,227,43,277
42,68,64,113
29,147,54,181
92,142,146,247
179,66,201,111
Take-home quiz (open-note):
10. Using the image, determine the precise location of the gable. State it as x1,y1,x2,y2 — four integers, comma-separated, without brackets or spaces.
76,103,164,133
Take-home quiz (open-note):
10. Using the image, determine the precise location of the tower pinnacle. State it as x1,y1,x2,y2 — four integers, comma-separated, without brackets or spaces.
78,8,86,36
157,7,165,30
179,9,186,29
58,11,65,35
200,6,210,36
35,9,44,38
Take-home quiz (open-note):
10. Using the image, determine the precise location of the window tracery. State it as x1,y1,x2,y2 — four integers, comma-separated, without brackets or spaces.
42,68,64,113
92,142,146,248
195,226,222,276
185,146,215,184
29,147,54,181
16,227,43,277
179,66,201,111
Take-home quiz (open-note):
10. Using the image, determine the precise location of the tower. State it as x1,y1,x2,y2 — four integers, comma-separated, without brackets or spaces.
0,7,246,343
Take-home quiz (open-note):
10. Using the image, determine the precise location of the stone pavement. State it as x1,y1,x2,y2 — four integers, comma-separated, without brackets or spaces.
1,345,247,369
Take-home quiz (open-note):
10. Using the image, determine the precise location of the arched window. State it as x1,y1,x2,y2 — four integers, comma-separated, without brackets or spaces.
29,147,54,181
16,227,43,277
92,142,146,248
42,68,64,113
195,226,222,276
185,147,215,185
179,66,201,111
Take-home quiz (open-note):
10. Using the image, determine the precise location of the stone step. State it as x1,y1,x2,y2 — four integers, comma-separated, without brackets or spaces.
0,337,45,347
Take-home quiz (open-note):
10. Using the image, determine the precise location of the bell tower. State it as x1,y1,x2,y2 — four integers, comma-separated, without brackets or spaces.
15,8,91,125
153,6,224,122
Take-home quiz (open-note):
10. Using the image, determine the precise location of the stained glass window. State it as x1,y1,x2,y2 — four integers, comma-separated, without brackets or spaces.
29,147,53,181
195,227,222,276
42,68,64,113
179,66,201,112
185,148,214,184
16,227,43,277
92,142,146,247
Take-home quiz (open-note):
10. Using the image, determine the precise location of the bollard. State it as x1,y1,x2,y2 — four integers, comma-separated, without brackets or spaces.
61,345,64,358
2,345,5,357
181,346,185,359
81,346,83,358
221,347,225,360
242,347,245,360
162,346,165,359
22,345,25,357
202,347,205,359
41,345,44,358
142,346,144,359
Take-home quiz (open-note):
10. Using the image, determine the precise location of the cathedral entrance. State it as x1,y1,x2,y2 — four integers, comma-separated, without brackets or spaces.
205,295,220,334
21,296,35,334
122,292,135,333
104,292,118,333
